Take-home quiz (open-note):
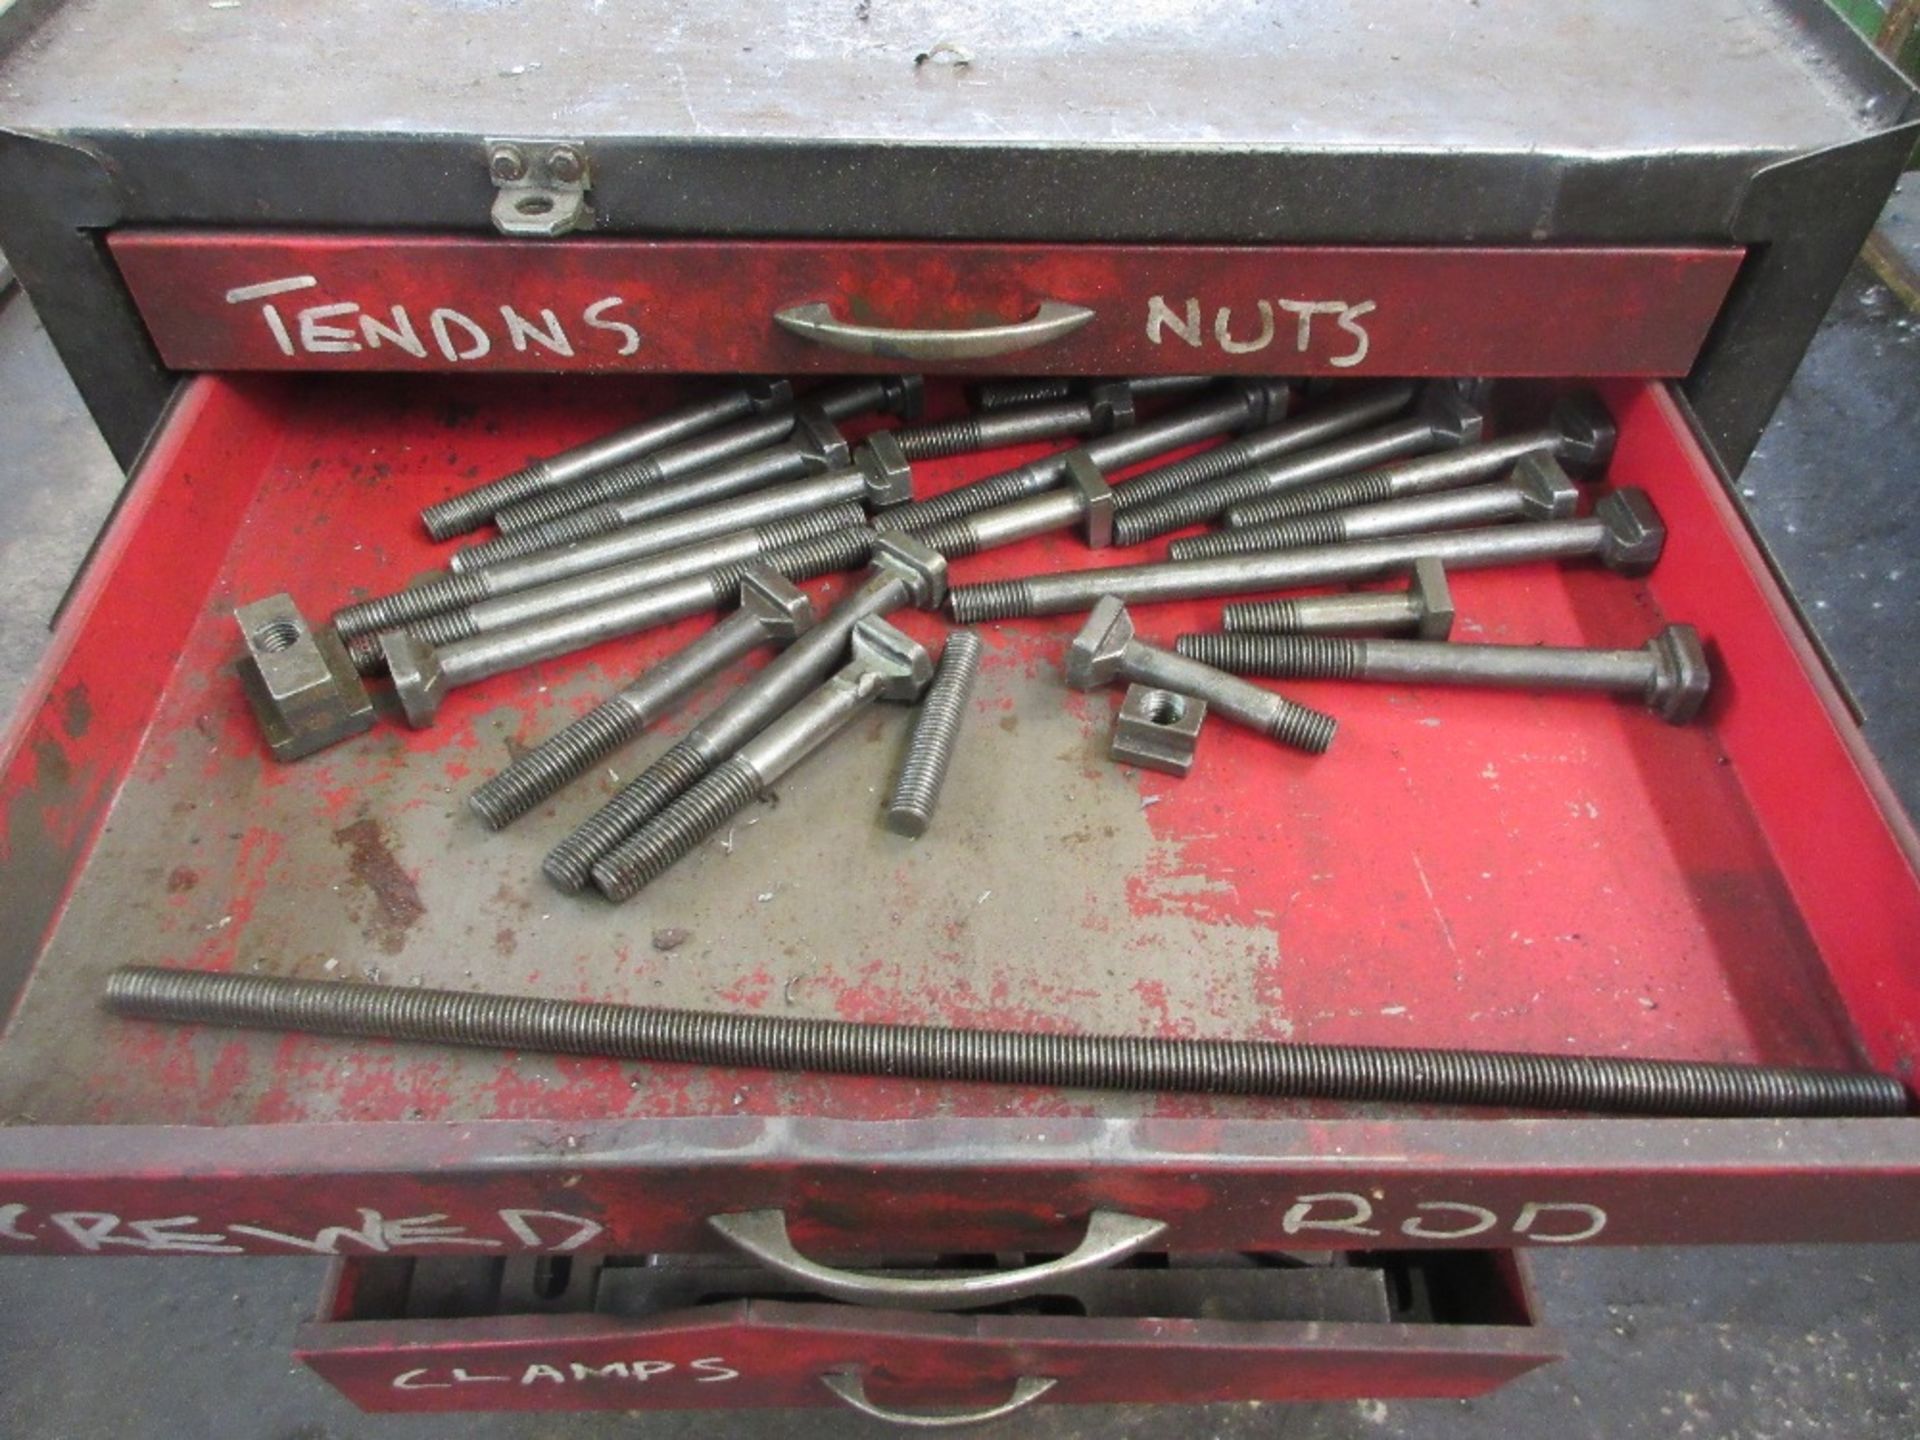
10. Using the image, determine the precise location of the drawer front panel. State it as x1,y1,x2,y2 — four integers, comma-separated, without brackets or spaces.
108,232,1742,379
299,1288,1554,1414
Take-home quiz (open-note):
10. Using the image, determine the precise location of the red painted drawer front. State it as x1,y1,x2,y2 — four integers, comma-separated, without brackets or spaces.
299,1297,1555,1415
108,232,1742,379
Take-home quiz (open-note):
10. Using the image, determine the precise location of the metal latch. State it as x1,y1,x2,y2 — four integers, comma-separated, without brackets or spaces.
486,139,591,238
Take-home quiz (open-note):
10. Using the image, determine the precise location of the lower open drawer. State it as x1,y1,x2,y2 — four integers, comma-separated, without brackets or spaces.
0,373,1916,1261
298,1248,1553,1415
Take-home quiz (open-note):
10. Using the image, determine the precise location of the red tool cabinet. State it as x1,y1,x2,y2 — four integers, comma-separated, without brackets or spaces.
1,0,1918,1423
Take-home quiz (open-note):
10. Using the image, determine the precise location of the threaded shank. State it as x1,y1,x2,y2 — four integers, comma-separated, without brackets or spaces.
886,630,984,835
1222,600,1312,633
1110,470,1274,547
543,740,714,893
755,505,867,552
493,455,665,533
912,519,984,558
344,632,385,676
1223,600,1307,633
468,701,646,831
894,415,987,461
421,461,556,541
1111,440,1253,510
1168,514,1345,560
1264,695,1340,755
880,465,1052,532
451,505,629,571
404,608,483,648
946,579,1035,624
334,571,492,639
708,527,876,594
591,756,765,901
1175,633,1366,679
1226,470,1399,527
104,967,1911,1118
972,379,1074,411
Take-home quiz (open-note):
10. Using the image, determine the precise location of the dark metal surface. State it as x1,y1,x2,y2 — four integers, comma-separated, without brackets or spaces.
0,1,1912,468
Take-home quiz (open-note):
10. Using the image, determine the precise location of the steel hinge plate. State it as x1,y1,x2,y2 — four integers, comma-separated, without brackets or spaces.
485,139,592,238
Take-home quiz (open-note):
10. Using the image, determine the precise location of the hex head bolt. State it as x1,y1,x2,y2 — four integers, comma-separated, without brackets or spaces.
1108,389,1486,547
1222,558,1456,639
419,378,794,541
969,374,1210,412
1067,598,1337,755
947,488,1667,623
880,380,1290,533
333,502,862,643
1176,621,1712,724
890,388,1133,463
474,407,851,557
541,534,948,892
914,450,1116,556
1222,391,1617,529
885,629,985,835
1110,381,1418,513
591,618,934,901
380,527,879,728
466,572,815,829
488,375,919,534
1168,451,1580,560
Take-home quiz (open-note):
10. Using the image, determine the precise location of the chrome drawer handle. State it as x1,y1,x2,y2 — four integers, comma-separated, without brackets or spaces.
707,1207,1166,1310
821,1373,1056,1428
772,299,1095,360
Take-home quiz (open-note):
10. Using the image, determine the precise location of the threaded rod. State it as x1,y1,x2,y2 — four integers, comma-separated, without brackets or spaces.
103,968,1910,1117
886,630,984,836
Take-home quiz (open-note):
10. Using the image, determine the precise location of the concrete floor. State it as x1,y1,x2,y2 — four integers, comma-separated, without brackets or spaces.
1,182,1918,1434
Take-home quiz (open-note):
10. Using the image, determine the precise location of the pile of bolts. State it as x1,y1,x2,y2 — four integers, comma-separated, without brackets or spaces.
238,372,1711,908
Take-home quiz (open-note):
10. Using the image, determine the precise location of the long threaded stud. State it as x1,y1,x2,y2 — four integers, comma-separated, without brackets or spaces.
1176,633,1365,678
451,503,630,571
334,570,493,640
492,455,666,533
420,461,555,541
590,756,766,901
1225,469,1399,528
886,631,984,835
1168,514,1345,560
103,967,1911,1117
543,740,714,893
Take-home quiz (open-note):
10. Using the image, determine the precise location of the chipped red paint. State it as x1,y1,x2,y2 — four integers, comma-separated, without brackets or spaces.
108,231,1743,379
0,374,1917,1252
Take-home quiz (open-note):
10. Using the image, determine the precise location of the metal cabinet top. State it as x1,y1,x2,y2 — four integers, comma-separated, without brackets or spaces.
1,0,1910,155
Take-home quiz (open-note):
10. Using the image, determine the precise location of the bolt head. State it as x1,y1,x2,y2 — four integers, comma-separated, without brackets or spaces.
850,617,934,701
546,146,584,184
1065,596,1135,690
1420,386,1486,446
745,377,795,412
1514,453,1581,520
881,375,926,419
871,532,948,608
793,407,849,472
856,432,914,508
488,144,527,182
380,631,447,728
1596,488,1666,575
1647,623,1712,723
1064,449,1115,548
1086,380,1137,435
1552,391,1618,475
1236,379,1293,426
1408,557,1456,639
739,567,814,640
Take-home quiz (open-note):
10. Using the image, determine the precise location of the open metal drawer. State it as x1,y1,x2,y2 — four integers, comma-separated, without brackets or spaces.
297,1249,1554,1415
0,371,1915,1268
